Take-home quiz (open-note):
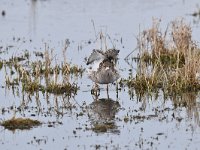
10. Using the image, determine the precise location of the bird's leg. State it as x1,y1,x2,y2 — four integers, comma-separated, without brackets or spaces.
106,84,110,99
106,84,109,93
116,82,119,99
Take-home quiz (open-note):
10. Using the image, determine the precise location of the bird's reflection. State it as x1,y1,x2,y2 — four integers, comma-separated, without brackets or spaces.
88,97,120,133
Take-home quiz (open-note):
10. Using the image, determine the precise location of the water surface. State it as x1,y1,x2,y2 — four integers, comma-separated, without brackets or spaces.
0,0,200,149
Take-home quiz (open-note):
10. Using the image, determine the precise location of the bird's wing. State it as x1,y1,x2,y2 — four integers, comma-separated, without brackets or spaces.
104,49,120,59
86,49,105,65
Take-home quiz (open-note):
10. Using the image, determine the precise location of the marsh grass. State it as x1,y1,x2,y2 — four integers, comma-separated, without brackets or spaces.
3,43,83,96
128,19,200,95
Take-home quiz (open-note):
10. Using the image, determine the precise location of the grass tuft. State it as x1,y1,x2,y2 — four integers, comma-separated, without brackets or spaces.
1,118,41,130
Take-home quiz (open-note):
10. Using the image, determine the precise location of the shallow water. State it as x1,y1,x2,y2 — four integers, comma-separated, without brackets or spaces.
0,0,200,150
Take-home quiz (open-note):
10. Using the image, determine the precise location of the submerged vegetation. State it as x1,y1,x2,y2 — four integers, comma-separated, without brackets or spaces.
1,117,41,130
125,19,200,96
92,122,116,133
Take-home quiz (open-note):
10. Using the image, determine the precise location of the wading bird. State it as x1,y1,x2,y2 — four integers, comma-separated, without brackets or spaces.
86,49,120,98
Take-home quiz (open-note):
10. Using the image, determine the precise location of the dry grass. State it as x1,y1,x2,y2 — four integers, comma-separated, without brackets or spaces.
128,19,200,95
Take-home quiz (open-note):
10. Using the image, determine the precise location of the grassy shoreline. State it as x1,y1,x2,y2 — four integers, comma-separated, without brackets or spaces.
125,19,200,96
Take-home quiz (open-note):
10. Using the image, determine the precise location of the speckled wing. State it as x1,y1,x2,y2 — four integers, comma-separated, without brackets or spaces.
104,49,120,60
86,49,105,65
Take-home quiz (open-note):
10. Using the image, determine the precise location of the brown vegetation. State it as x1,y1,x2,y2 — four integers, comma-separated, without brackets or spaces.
1,118,41,130
126,19,200,95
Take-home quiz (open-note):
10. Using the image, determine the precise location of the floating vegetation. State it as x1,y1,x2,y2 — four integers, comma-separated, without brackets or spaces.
1,117,42,130
126,19,200,96
123,116,129,123
92,122,116,133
